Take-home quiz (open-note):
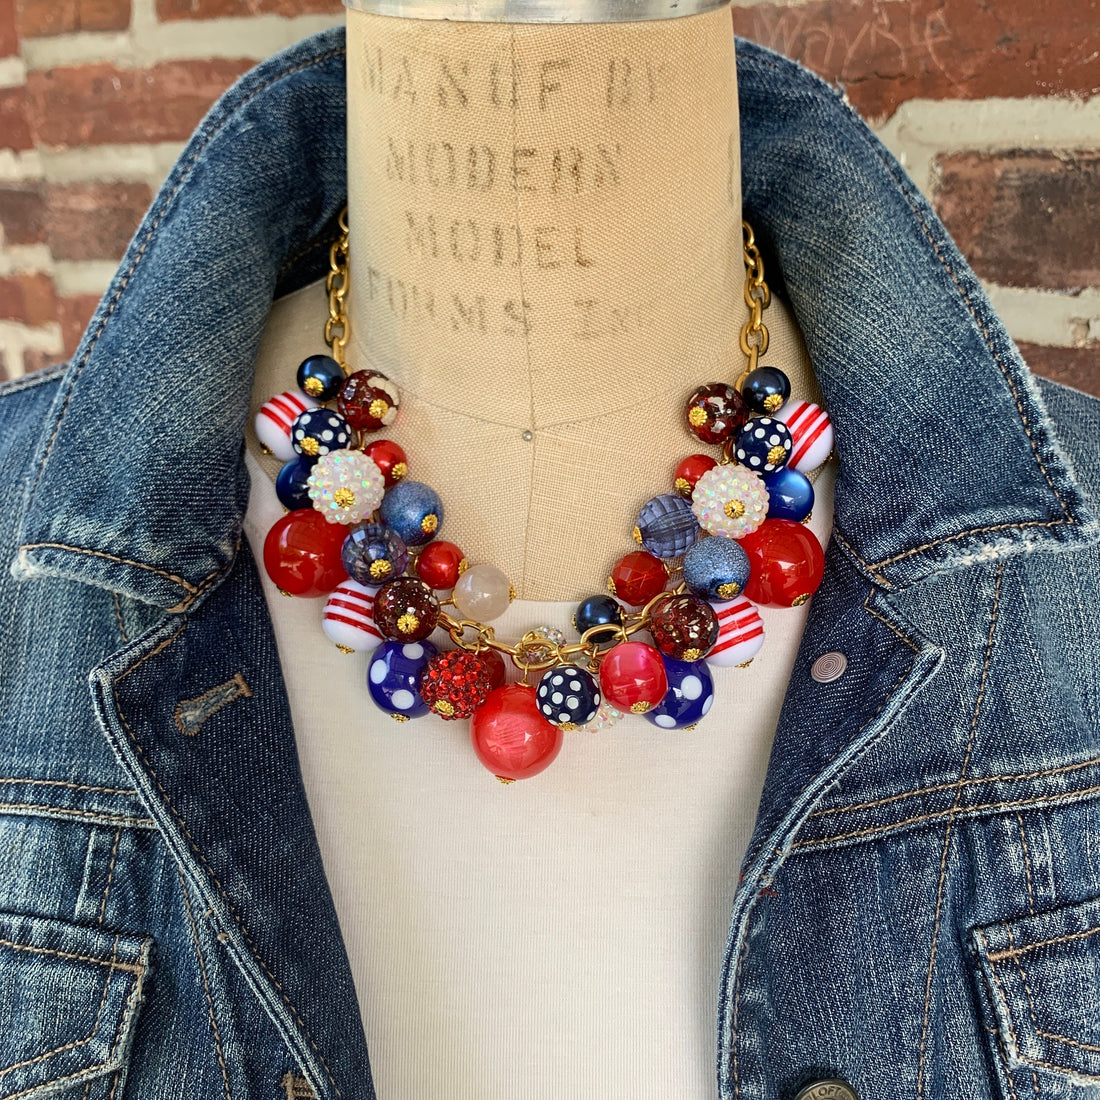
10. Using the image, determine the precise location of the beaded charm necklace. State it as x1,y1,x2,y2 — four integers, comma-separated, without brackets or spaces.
256,209,835,782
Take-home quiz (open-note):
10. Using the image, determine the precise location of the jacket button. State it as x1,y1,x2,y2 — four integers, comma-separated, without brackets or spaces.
810,651,847,682
793,1080,858,1100
796,1078,853,1095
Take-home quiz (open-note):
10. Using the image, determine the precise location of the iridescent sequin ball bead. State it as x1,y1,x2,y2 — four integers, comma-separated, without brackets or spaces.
306,448,385,525
582,698,626,732
691,465,769,539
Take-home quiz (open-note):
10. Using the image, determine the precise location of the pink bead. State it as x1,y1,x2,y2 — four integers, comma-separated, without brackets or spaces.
599,641,668,715
470,685,564,781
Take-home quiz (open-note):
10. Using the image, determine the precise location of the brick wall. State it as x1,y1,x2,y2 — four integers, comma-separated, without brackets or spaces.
1,0,1097,396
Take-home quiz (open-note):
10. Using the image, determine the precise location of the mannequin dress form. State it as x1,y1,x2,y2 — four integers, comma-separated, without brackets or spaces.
245,1,837,1095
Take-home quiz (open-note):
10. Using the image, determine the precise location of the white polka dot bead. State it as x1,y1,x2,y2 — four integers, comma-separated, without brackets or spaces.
535,666,601,728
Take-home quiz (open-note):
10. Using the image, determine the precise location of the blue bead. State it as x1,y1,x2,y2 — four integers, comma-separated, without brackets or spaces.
291,408,351,458
275,456,314,510
573,594,624,644
636,493,701,559
342,521,409,587
682,535,752,601
380,480,444,546
735,415,793,474
367,639,438,720
536,665,601,727
741,366,791,415
296,354,345,402
644,655,715,730
762,465,815,522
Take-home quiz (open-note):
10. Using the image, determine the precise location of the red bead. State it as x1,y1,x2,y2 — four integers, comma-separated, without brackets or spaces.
262,508,348,597
608,550,667,607
470,684,564,781
648,595,720,660
420,650,497,720
737,519,825,607
416,540,468,590
362,438,408,487
599,641,668,714
338,370,397,432
372,577,440,641
478,648,508,690
684,382,748,445
674,453,718,498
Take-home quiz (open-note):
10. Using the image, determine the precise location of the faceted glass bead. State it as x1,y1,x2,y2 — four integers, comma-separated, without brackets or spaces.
478,648,508,691
342,521,408,587
372,576,441,641
738,519,825,607
705,595,765,668
362,438,408,487
470,684,564,781
368,639,437,721
674,454,718,499
635,493,701,559
291,408,351,459
644,655,715,730
682,535,752,601
419,650,498,720
338,370,399,431
306,448,385,525
691,465,769,539
763,465,815,523
453,563,514,621
776,400,835,473
608,550,667,607
684,382,748,445
741,366,791,415
296,354,345,401
573,594,625,644
599,641,668,714
648,594,720,661
379,480,444,547
275,456,314,511
416,540,467,591
262,508,348,598
536,665,601,728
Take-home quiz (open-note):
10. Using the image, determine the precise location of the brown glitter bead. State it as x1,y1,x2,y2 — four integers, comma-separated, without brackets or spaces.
684,382,748,445
373,577,440,642
648,595,720,661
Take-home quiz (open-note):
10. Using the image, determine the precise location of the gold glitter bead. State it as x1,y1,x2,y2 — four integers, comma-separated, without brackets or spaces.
333,488,355,509
792,593,811,607
369,559,393,581
724,499,746,519
391,462,408,481
763,393,783,413
434,700,455,717
300,437,320,457
717,581,741,599
391,713,410,723
303,376,324,397
682,648,702,661
767,444,787,465
630,701,652,714
632,525,643,545
688,406,708,427
369,398,389,420
397,612,420,635
674,477,692,498
421,513,439,535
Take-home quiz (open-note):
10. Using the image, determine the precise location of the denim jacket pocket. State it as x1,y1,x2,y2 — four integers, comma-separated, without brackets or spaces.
972,894,1100,1085
0,911,153,1100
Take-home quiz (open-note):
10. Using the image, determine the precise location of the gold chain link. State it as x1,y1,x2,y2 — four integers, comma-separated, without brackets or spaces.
736,219,770,391
324,207,351,373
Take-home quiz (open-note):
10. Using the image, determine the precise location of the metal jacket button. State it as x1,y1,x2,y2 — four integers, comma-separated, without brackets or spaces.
810,651,847,682
793,1080,858,1100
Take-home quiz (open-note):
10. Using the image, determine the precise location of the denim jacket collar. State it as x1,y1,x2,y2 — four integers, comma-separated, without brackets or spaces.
11,27,1100,611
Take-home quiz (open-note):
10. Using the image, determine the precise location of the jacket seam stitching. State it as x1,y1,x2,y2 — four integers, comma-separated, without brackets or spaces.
0,936,141,976
978,928,1027,1075
1006,925,1044,1097
96,828,122,925
986,924,1100,963
0,804,154,827
0,362,68,396
0,778,137,796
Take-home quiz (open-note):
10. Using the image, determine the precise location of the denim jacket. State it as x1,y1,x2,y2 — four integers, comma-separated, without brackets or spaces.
3,25,1100,1100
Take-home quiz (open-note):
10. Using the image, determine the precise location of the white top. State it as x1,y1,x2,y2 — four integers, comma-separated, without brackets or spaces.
243,448,836,1099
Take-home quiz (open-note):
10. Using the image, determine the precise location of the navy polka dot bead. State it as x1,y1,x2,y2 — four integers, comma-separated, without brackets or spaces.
536,666,601,728
735,416,793,474
291,408,351,459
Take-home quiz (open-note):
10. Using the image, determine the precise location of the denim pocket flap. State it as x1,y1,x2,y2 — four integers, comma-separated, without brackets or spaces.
973,894,1100,1082
0,910,153,1100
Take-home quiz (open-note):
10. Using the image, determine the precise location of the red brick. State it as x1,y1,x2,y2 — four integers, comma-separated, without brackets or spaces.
0,86,33,152
157,0,339,19
1019,342,1100,400
15,0,131,38
731,0,1100,121
22,348,66,373
26,59,253,147
58,292,100,354
0,0,19,57
43,181,150,261
0,184,45,246
934,152,1100,291
0,273,57,326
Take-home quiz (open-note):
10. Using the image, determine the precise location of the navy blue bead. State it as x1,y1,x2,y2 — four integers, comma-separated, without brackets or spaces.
536,665,601,727
735,415,793,474
644,655,715,730
367,639,438,720
342,521,409,586
296,354,345,402
275,456,314,510
762,465,815,522
636,493,701,559
682,535,751,601
572,594,625,644
379,480,444,546
741,366,791,415
291,408,351,458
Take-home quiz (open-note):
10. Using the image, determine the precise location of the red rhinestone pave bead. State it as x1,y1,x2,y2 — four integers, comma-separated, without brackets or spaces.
684,382,748,445
416,540,468,591
608,550,667,607
738,519,825,607
648,595,720,660
373,577,441,642
420,650,497,720
362,439,408,487
674,454,718,499
599,641,668,714
263,508,348,598
471,684,564,781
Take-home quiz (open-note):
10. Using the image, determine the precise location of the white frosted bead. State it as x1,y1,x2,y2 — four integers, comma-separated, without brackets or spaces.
452,563,514,622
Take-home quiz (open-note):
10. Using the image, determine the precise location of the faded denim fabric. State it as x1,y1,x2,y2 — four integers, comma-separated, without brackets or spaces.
3,25,1100,1100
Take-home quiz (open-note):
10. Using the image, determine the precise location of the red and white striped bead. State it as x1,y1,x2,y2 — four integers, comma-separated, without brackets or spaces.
322,579,385,653
255,390,319,461
775,400,834,473
705,595,765,668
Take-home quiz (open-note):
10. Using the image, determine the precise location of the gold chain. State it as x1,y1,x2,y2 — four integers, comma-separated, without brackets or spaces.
324,207,351,373
736,219,770,390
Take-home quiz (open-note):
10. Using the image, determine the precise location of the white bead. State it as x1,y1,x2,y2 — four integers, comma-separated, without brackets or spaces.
323,580,385,652
453,563,514,621
704,595,765,667
691,465,769,539
776,400,835,473
307,449,385,525
255,391,319,461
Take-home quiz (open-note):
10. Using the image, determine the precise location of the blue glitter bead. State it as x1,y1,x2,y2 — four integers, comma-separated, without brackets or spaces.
681,535,752,601
762,465,815,523
735,415,793,474
644,655,715,730
635,493,701,559
291,408,351,458
275,456,315,511
367,639,438,721
342,521,409,587
296,354,345,402
741,366,791,415
379,480,444,546
572,594,625,644
536,665,601,727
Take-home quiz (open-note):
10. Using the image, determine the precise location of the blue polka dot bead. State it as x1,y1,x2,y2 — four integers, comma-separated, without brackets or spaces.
342,521,409,586
367,639,438,721
275,456,314,511
735,416,793,474
291,408,351,459
644,654,715,730
634,493,701,559
296,354,345,402
572,594,625,644
740,366,791,415
379,479,444,546
536,665,601,729
762,464,815,523
681,535,752,601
